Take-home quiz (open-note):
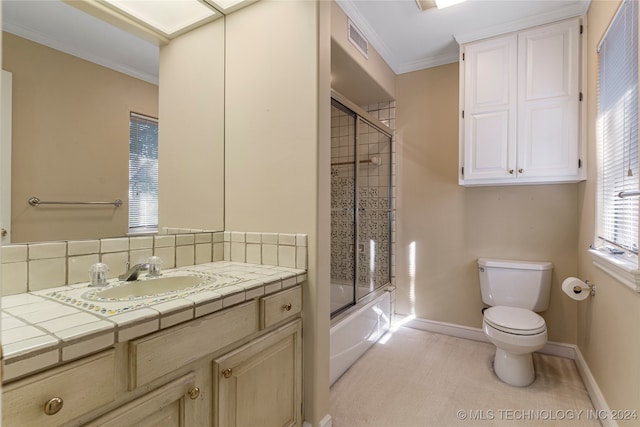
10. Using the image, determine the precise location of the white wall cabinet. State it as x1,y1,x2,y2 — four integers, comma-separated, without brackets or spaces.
459,17,584,186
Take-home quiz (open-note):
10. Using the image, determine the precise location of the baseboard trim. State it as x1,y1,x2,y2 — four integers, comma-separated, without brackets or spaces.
400,315,575,359
574,347,618,427
401,315,488,343
303,414,332,427
400,315,615,426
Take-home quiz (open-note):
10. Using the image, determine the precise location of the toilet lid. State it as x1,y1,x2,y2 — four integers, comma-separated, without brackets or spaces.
484,306,546,335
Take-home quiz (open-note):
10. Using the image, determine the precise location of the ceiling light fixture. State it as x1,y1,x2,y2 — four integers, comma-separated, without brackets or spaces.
416,0,466,11
101,0,219,38
435,0,466,9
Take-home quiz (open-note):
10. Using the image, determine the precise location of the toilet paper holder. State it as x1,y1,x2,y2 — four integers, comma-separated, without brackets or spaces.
573,280,596,297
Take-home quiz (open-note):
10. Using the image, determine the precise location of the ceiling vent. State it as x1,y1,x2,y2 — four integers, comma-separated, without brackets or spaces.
348,19,368,59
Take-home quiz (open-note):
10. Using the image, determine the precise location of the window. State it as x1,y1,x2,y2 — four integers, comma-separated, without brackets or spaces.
592,0,640,292
129,112,158,233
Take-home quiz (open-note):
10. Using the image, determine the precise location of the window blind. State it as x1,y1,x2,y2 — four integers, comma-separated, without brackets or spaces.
597,0,639,255
129,112,158,231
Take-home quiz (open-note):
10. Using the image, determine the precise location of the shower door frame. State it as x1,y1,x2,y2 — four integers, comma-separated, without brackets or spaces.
330,92,393,318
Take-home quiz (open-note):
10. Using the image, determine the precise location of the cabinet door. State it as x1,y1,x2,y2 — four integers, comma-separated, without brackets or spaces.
85,374,199,427
463,34,518,181
214,320,302,427
517,18,580,178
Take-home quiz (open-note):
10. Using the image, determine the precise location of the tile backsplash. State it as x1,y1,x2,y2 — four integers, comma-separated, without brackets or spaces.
1,231,308,296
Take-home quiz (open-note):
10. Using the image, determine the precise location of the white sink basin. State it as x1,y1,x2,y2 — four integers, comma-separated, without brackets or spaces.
95,275,216,299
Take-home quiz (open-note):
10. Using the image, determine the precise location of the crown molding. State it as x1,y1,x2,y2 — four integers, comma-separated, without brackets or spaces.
337,0,591,75
454,1,590,45
395,51,460,75
3,22,159,85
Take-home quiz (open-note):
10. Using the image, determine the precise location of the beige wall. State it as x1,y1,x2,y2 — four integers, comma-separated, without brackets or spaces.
578,1,640,422
395,63,579,344
3,32,158,243
224,1,331,424
158,20,224,232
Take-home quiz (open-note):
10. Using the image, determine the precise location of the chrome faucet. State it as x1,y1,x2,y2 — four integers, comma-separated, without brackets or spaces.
119,263,149,281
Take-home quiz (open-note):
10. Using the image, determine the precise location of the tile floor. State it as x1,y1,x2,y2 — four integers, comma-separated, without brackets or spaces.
330,327,600,427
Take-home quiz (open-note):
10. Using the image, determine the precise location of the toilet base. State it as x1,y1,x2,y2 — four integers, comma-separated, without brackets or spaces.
493,348,535,387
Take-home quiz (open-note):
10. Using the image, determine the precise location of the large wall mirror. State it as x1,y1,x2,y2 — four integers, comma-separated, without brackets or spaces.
1,0,225,244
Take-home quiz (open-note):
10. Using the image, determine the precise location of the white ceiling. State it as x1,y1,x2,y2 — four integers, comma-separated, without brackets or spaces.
336,0,591,74
2,0,591,88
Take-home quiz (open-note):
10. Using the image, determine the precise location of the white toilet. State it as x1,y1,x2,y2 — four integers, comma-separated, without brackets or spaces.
478,258,553,387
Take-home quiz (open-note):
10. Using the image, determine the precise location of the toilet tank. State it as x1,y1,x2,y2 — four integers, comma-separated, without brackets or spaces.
478,258,553,311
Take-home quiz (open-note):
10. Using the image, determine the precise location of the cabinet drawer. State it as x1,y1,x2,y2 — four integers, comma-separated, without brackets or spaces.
2,350,116,427
130,300,258,389
260,286,302,329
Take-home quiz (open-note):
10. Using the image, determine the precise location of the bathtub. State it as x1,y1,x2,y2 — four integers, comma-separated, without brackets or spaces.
330,285,391,385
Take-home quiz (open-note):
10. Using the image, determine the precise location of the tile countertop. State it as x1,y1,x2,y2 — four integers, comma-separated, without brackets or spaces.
1,261,307,383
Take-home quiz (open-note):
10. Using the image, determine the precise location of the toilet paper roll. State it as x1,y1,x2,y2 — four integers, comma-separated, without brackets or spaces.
562,277,590,301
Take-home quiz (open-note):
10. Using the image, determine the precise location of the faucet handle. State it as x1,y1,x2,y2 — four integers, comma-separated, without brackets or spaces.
148,256,162,277
88,262,109,287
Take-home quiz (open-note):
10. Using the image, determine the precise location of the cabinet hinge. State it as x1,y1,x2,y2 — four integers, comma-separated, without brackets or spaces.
579,92,583,102
461,110,465,119
461,167,464,177
580,24,583,34
578,158,582,169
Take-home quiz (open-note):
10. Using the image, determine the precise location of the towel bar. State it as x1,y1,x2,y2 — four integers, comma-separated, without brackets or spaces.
28,197,123,207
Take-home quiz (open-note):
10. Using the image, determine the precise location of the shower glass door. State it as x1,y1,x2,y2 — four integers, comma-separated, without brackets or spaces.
330,97,392,317
356,121,392,300
330,100,357,315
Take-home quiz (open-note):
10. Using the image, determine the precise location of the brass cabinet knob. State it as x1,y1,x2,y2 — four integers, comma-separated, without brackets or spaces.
281,303,292,312
518,168,524,173
0,228,6,237
44,397,64,415
222,368,233,379
508,169,514,174
188,387,200,400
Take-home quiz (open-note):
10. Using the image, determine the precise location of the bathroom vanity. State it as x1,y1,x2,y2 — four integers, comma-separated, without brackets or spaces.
1,262,305,426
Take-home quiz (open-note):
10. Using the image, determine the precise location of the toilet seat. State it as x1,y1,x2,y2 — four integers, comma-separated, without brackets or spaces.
484,306,546,336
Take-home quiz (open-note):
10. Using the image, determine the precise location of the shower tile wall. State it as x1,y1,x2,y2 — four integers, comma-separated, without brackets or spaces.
364,101,396,130
331,101,396,294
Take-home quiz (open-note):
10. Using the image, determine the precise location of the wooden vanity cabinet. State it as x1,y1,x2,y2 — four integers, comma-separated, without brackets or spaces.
1,285,303,427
